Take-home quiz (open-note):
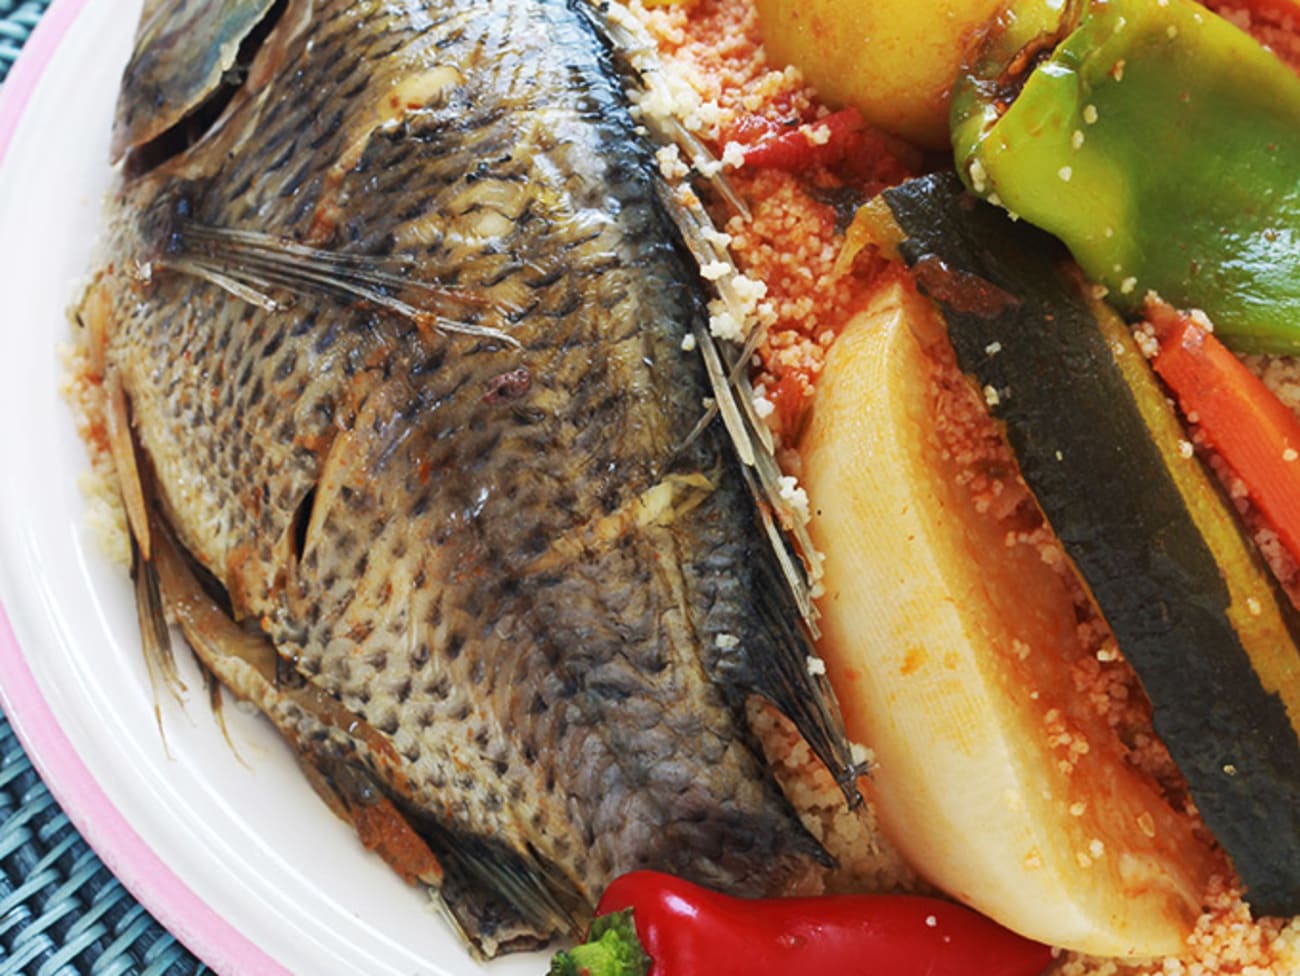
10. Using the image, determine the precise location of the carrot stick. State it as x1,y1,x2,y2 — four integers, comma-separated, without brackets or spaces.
1150,304,1300,564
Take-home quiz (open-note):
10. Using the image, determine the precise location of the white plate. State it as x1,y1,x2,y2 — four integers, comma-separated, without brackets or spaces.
0,2,544,973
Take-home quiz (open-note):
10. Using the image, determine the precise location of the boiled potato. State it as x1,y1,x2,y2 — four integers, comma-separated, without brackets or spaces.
754,0,1003,148
801,280,1219,955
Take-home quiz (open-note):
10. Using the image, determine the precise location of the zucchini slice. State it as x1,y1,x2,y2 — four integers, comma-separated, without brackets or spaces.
879,172,1300,916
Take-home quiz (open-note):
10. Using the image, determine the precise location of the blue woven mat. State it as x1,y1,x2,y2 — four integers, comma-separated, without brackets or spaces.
0,1,45,82
0,3,209,972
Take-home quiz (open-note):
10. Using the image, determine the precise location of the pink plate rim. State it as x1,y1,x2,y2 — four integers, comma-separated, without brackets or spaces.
0,3,290,973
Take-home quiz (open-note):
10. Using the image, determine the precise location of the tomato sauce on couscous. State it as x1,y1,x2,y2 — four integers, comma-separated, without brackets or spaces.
627,0,1300,971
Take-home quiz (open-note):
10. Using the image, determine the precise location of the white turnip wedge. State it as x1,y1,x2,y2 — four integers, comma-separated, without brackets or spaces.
800,278,1219,957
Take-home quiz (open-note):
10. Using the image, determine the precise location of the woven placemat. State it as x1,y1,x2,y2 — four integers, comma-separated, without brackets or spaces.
0,723,207,975
0,1,46,83
1,3,209,972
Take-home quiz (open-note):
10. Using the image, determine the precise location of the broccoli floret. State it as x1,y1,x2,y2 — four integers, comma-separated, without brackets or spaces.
548,910,652,976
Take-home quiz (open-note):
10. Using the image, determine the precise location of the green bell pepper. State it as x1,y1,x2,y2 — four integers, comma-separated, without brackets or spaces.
951,0,1300,353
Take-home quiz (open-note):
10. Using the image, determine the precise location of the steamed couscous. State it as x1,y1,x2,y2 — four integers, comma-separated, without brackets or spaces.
626,0,1300,971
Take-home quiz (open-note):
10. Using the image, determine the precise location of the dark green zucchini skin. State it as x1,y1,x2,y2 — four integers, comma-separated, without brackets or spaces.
882,172,1300,916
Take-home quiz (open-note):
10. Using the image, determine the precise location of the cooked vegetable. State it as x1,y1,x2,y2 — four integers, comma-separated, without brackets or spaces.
740,108,868,172
950,0,1300,353
878,171,1300,917
802,277,1216,955
753,0,1003,148
550,871,1054,976
548,911,650,976
1148,301,1300,567
731,107,918,184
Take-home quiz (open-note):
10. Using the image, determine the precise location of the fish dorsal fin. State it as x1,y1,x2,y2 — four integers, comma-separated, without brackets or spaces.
579,0,824,632
579,0,866,802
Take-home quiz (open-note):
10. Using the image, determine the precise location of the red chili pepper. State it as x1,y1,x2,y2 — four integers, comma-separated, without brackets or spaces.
592,871,1055,976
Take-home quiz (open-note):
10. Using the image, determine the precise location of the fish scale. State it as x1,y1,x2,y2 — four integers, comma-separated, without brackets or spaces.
83,0,858,954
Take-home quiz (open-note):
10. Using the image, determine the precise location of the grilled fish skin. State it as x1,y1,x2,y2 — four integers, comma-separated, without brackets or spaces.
83,0,858,954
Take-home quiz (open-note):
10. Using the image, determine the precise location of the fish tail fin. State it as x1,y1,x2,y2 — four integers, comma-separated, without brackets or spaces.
412,825,586,958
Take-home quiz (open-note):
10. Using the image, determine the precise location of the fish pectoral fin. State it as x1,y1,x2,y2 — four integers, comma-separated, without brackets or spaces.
159,223,519,345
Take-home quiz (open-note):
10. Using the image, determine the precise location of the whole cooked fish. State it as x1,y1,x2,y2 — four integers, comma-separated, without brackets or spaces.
78,0,858,955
